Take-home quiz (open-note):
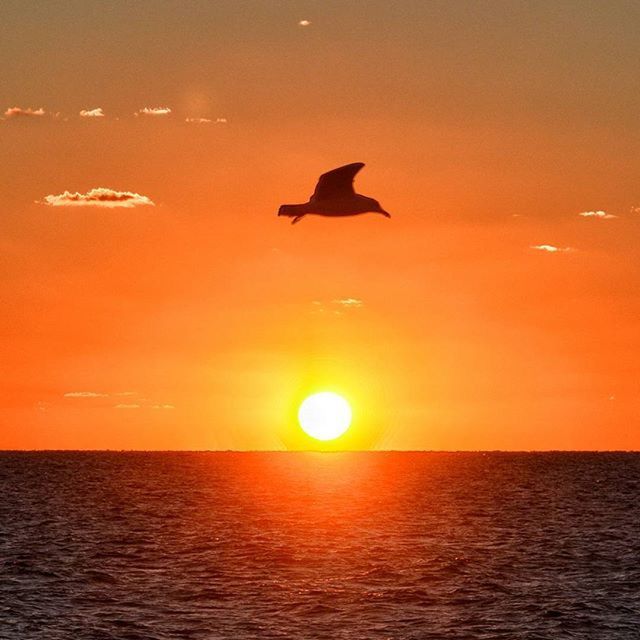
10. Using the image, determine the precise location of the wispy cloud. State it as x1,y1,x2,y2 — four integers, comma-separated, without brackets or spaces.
631,206,640,215
311,297,364,315
298,19,311,26
79,107,105,118
63,389,171,410
530,244,573,253
579,210,616,219
116,402,174,410
39,188,155,209
64,391,109,398
185,117,228,124
332,298,363,308
4,106,45,118
135,107,171,116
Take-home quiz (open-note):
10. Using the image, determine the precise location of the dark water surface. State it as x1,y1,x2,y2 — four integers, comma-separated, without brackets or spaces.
1,452,639,639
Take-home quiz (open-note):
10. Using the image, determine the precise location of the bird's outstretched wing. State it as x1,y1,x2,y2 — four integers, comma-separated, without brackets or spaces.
311,163,365,201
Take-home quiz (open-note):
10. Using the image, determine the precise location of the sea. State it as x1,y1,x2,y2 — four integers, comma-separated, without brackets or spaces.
1,452,639,639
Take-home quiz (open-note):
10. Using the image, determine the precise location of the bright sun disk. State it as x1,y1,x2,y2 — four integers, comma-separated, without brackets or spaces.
298,392,352,441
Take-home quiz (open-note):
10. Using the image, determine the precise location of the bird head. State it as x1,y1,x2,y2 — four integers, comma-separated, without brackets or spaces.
368,198,391,218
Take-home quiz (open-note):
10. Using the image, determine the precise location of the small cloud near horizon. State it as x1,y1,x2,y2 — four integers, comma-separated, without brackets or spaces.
299,19,311,26
39,188,155,209
579,210,616,219
4,106,46,118
530,244,573,253
79,107,105,118
64,391,109,398
312,297,364,315
115,402,174,410
63,390,172,410
185,117,227,124
186,117,226,123
135,107,172,116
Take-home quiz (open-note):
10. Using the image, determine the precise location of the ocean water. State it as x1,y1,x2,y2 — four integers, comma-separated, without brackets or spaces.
1,452,639,639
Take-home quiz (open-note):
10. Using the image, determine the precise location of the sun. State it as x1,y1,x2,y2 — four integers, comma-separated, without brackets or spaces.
298,392,352,441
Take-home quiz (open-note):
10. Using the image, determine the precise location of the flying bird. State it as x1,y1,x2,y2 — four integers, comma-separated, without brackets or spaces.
278,163,391,224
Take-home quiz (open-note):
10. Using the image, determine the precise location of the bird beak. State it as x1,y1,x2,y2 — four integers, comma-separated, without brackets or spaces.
380,209,391,218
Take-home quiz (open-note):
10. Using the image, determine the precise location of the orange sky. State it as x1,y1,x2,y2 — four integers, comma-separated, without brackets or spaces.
2,1,640,450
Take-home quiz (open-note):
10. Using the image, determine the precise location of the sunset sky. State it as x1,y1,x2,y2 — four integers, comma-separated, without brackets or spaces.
2,0,640,450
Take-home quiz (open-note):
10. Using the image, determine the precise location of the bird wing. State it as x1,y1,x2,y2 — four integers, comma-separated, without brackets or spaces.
311,163,365,201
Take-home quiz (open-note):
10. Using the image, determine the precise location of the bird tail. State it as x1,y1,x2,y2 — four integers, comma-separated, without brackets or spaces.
278,204,308,218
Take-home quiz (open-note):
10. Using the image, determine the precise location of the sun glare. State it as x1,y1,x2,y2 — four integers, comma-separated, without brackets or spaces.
298,392,352,441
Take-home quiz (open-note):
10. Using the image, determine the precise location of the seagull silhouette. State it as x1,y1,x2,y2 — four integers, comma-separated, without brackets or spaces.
278,163,391,225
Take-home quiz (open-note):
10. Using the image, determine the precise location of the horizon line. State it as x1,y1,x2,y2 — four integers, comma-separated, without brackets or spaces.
0,449,638,454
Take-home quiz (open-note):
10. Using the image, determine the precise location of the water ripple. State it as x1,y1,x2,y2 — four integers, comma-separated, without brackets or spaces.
1,452,639,639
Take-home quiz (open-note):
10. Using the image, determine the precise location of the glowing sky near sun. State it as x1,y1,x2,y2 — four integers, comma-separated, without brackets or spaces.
1,0,640,450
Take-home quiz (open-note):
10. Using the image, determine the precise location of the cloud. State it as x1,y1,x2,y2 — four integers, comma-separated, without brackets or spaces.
39,187,155,209
186,117,227,124
631,206,640,215
116,402,173,410
311,298,364,315
64,391,109,398
530,244,573,253
579,210,616,219
332,298,363,307
135,107,171,116
63,389,170,410
4,106,45,118
79,107,105,118
298,19,311,26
